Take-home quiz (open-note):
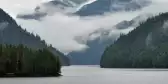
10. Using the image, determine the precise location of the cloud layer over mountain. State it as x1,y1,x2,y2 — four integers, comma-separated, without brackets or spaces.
0,0,168,53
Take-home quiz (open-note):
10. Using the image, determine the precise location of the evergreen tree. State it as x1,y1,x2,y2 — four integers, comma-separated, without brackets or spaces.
0,44,61,77
101,13,168,68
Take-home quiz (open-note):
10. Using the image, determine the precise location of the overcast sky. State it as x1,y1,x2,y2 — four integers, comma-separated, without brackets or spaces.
0,0,168,54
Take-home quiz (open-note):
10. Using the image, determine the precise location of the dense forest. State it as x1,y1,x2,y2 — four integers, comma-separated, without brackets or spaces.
100,12,168,68
0,8,70,66
0,44,61,77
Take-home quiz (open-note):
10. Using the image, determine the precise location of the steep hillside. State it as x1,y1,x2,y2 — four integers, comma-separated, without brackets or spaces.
101,13,168,68
0,8,70,66
69,37,113,65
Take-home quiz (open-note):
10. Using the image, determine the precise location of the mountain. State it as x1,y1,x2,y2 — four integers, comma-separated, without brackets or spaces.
17,0,87,20
17,0,74,20
0,8,70,66
68,14,146,65
70,0,88,4
69,0,151,65
69,34,113,65
76,0,150,16
100,13,168,68
16,0,150,19
16,0,151,65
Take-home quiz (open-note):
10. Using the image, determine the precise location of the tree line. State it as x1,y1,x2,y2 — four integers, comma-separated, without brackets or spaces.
100,13,168,68
0,44,61,77
0,8,70,66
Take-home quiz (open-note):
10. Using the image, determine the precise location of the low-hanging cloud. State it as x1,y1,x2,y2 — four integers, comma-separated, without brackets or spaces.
17,11,140,53
0,0,168,54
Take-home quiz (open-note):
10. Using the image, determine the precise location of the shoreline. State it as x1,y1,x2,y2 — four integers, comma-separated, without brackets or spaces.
0,73,62,78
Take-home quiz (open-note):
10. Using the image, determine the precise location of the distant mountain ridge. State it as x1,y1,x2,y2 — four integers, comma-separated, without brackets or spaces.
15,0,152,65
0,8,70,66
76,0,151,16
68,14,149,65
69,0,152,65
17,0,88,20
69,37,113,65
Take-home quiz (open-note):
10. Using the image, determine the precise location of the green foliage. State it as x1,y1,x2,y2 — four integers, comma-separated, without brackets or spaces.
0,44,61,77
0,8,70,66
101,13,168,68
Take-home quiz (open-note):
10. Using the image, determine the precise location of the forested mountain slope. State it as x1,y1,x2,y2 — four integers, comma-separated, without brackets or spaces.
0,8,70,66
101,13,168,68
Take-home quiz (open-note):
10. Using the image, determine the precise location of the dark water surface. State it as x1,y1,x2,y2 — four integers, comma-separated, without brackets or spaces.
0,66,168,84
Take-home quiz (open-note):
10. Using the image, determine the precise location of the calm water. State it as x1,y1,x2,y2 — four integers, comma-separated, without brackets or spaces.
0,66,168,84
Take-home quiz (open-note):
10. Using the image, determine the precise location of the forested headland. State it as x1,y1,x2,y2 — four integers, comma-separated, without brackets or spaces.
101,13,168,68
0,44,61,77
